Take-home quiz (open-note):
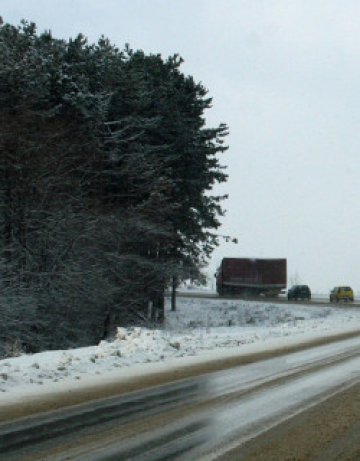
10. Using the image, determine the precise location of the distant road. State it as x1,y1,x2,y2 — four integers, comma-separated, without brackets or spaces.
173,290,360,308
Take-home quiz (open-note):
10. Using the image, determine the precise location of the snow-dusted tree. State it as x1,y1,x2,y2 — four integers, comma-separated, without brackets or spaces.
103,49,229,317
0,21,112,353
0,19,228,354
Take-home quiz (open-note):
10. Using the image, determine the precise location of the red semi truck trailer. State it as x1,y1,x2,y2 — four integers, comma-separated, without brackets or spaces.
216,257,287,296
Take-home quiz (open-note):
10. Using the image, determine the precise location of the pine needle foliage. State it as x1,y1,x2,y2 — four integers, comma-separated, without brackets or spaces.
0,19,228,354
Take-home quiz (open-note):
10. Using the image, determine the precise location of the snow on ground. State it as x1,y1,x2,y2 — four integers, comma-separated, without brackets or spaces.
0,297,360,404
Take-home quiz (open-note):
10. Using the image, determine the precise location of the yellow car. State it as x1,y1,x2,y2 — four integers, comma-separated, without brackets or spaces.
329,286,354,302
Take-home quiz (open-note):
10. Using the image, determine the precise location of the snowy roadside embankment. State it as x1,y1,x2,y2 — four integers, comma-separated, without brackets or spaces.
0,298,360,404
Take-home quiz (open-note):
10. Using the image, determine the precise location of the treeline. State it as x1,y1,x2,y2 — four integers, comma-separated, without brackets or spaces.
0,20,228,356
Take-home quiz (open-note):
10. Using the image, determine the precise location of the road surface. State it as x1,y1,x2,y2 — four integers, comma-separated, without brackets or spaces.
174,290,360,308
1,333,359,460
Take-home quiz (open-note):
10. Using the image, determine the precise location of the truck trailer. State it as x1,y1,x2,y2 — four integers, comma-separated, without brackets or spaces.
216,257,287,296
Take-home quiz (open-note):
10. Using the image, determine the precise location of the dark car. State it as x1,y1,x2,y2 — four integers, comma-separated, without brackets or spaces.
287,285,311,301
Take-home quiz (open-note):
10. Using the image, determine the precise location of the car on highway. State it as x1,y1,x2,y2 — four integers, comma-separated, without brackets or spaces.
287,285,311,301
329,286,354,302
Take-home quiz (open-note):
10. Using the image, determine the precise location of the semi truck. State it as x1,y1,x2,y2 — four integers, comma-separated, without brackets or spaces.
215,257,287,296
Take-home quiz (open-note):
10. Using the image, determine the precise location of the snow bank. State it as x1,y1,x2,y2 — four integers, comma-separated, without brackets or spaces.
0,298,359,403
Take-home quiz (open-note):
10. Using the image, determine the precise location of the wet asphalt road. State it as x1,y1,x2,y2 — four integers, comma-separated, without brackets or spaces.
1,334,360,461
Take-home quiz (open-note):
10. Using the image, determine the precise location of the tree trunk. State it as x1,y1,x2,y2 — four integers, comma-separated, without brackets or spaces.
171,276,177,311
152,292,165,323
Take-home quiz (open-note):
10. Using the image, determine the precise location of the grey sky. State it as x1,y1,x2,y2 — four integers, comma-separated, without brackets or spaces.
2,0,360,293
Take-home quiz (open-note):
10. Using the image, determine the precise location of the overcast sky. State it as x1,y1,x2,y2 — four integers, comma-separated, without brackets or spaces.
2,0,360,293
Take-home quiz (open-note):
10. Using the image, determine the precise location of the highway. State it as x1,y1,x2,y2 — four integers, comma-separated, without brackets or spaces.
174,290,360,308
1,333,359,460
